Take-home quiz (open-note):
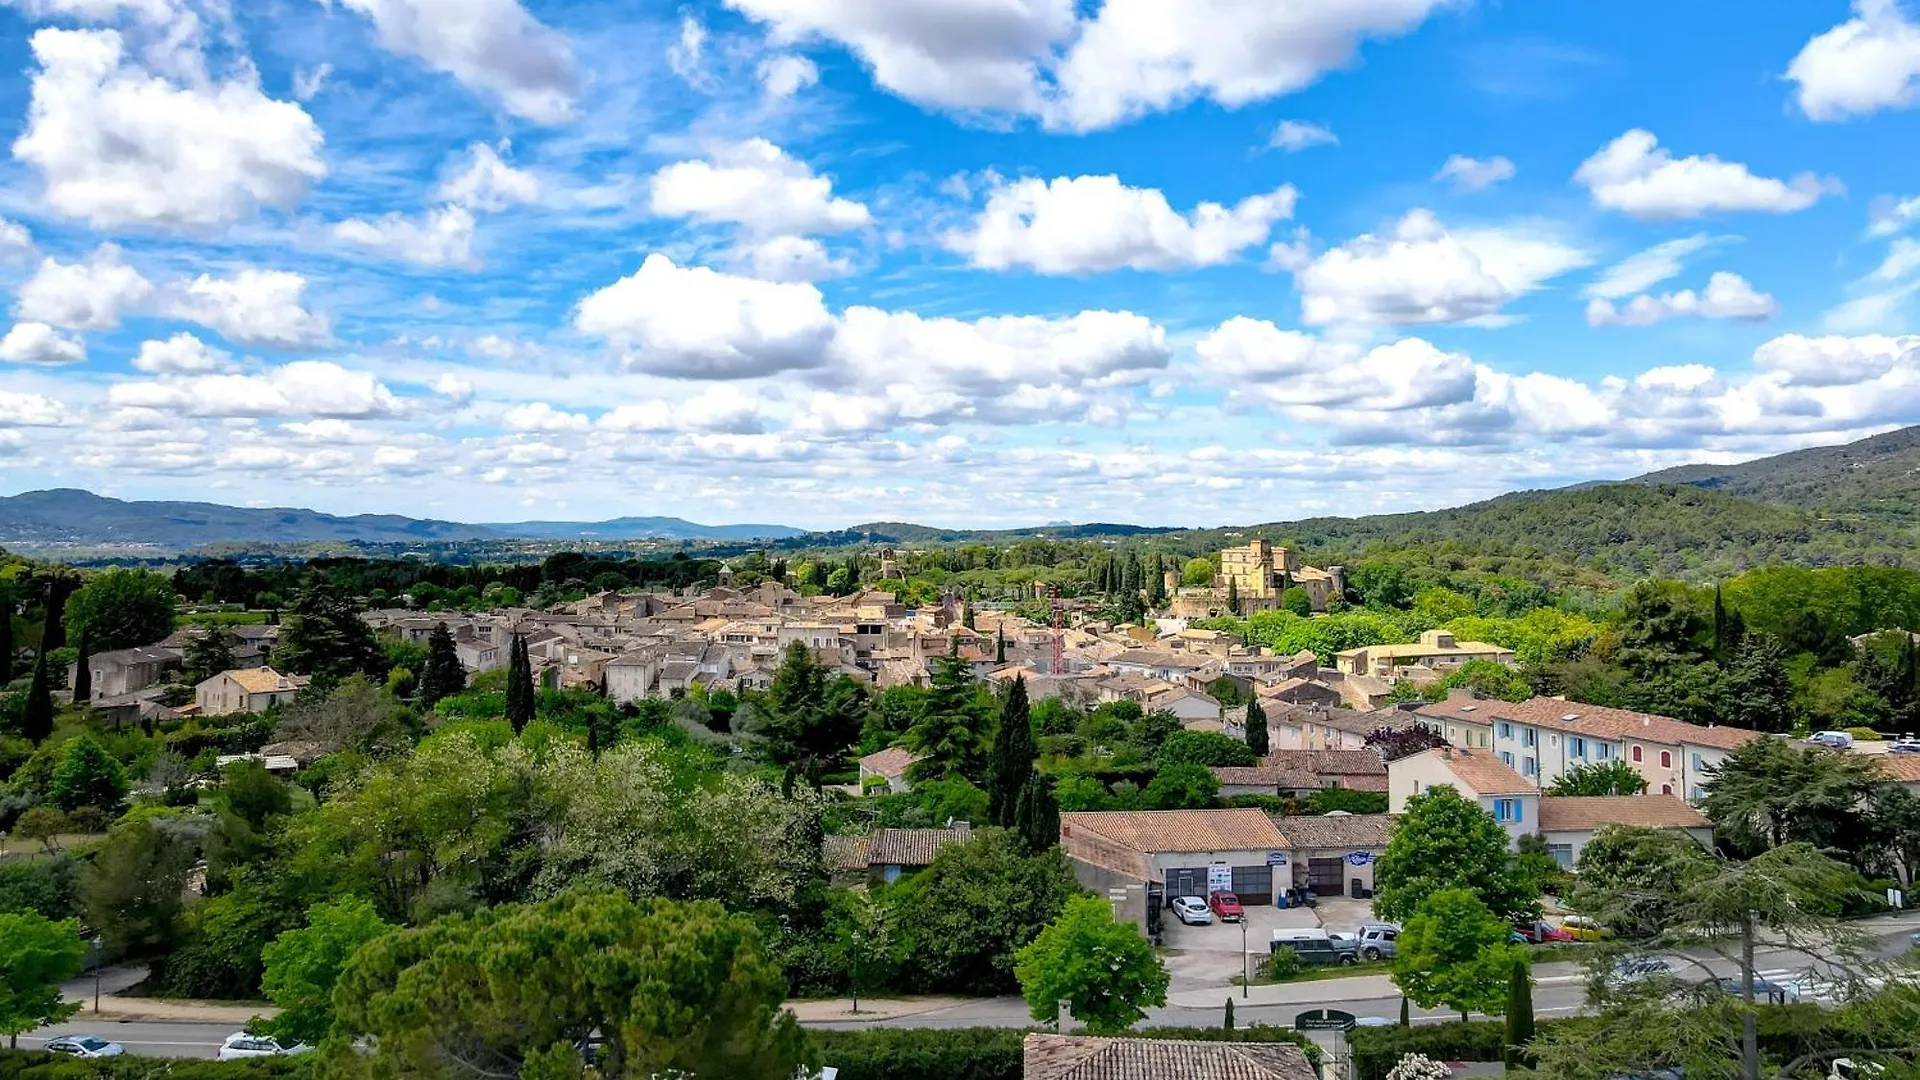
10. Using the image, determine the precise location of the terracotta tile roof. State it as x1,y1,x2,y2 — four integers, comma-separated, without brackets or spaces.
858,747,916,778
1269,704,1390,736
221,667,306,694
1061,809,1289,854
1536,794,1709,832
1877,755,1920,783
1407,747,1535,795
1264,749,1386,777
1493,698,1762,752
1211,766,1322,790
1271,813,1396,851
824,834,871,872
867,826,972,866
1023,1035,1316,1080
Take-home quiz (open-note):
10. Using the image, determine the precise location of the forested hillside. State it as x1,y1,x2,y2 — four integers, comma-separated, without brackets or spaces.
1630,424,1920,525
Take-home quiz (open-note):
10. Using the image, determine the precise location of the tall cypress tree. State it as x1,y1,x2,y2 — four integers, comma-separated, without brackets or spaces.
1504,956,1535,1068
1712,585,1728,664
71,624,92,705
505,634,535,734
995,625,1007,665
1245,696,1269,758
0,582,14,685
1013,770,1060,854
986,676,1035,827
418,623,467,707
22,641,53,744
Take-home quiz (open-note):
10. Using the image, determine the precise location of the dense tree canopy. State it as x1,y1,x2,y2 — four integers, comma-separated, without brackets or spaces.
65,570,176,653
1374,786,1538,923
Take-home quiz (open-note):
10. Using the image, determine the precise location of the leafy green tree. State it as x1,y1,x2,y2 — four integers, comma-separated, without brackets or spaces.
505,634,536,734
1700,735,1885,860
11,808,70,853
742,642,865,793
1570,825,1715,941
1716,634,1797,733
908,646,984,782
1156,730,1257,768
328,890,809,1080
65,570,177,652
181,628,236,685
0,911,85,1048
82,814,202,955
272,675,414,756
1374,786,1538,923
1546,760,1648,796
891,829,1081,995
986,676,1035,827
1013,771,1061,854
1016,895,1169,1035
20,644,51,745
1245,696,1269,758
275,587,379,682
1183,558,1216,587
417,623,466,707
258,896,394,1045
1392,888,1523,1022
48,733,128,814
1280,587,1313,616
1134,708,1182,757
0,580,14,684
1141,763,1219,809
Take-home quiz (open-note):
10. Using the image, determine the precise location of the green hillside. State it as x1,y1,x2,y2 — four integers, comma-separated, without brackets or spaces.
1630,424,1920,525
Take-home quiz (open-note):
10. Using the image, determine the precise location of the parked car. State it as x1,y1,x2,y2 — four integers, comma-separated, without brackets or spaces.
1208,891,1245,922
43,1036,124,1059
1171,896,1213,925
1271,928,1359,966
1811,730,1856,749
1561,915,1612,942
1355,923,1400,961
1281,886,1319,908
1610,955,1675,985
1891,737,1920,754
1717,976,1794,1005
1513,920,1574,944
218,1034,310,1061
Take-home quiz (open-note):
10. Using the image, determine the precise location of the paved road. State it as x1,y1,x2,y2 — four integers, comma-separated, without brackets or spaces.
27,913,1920,1058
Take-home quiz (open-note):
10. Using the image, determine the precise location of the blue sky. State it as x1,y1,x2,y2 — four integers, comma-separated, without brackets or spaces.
1,0,1919,529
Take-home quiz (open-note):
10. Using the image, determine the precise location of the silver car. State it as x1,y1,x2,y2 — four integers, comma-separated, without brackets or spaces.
44,1035,124,1058
1355,923,1400,961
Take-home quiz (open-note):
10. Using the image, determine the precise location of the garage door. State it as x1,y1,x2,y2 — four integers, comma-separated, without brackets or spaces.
1165,867,1209,901
1307,858,1344,894
1229,865,1273,904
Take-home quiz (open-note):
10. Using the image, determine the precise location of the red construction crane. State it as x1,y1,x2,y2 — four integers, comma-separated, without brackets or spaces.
1050,586,1065,677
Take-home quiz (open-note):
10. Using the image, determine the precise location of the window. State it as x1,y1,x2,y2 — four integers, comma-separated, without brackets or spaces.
1523,728,1537,747
1493,798,1524,823
1500,751,1514,767
1661,783,1673,795
1548,844,1574,869
1660,750,1672,769
1631,745,1643,763
1571,737,1587,759
1523,756,1537,776
1596,744,1611,760
1692,753,1706,771
1498,722,1513,739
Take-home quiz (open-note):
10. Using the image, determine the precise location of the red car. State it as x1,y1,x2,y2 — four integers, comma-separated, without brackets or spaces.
1208,891,1245,922
1512,920,1573,944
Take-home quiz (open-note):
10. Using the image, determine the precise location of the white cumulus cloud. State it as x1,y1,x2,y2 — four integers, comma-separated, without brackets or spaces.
1292,209,1591,326
573,253,838,379
1268,120,1336,152
1586,271,1778,327
132,331,226,373
648,139,870,238
436,142,540,211
331,0,578,124
1433,154,1515,192
947,173,1297,274
1584,234,1717,300
1787,0,1920,121
11,28,325,230
1574,129,1835,220
164,268,332,348
0,321,86,364
334,205,478,267
14,244,153,329
107,360,401,418
759,53,820,99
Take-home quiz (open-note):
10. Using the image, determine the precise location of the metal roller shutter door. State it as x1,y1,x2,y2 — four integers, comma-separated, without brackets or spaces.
1307,858,1344,894
1229,865,1273,904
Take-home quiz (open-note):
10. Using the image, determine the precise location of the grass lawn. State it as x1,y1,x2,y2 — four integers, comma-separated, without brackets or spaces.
0,831,107,856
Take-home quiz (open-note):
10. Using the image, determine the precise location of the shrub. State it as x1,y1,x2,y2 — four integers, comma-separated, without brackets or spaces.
1260,946,1303,981
1350,1022,1508,1080
0,1052,311,1080
1845,727,1886,742
0,856,81,920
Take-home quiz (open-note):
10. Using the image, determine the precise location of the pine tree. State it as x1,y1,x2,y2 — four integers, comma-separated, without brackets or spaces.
70,625,91,705
908,641,982,781
504,635,535,734
418,623,467,707
1014,770,1061,854
1245,696,1269,758
1504,956,1534,1068
182,628,236,685
22,641,53,744
987,676,1036,827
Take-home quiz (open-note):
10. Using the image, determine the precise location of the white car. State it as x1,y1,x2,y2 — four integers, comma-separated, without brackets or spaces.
1171,896,1213,925
44,1035,124,1058
217,1034,310,1061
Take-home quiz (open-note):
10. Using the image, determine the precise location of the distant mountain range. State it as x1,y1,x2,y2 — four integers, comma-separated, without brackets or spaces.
0,490,804,549
8,425,1920,558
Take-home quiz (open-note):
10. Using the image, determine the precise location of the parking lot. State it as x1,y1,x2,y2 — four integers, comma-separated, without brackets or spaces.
1159,899,1326,990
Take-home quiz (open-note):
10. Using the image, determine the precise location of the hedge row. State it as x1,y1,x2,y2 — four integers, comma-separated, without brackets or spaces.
809,1023,1321,1080
1350,1021,1510,1080
0,1052,310,1080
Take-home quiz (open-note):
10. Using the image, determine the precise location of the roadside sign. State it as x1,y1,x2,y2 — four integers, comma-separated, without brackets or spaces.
1267,851,1288,866
1294,1008,1357,1032
1346,851,1373,866
1208,862,1233,892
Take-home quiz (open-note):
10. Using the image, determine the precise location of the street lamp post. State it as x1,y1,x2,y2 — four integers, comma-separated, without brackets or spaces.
1241,919,1249,998
849,930,861,1016
90,935,103,1013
